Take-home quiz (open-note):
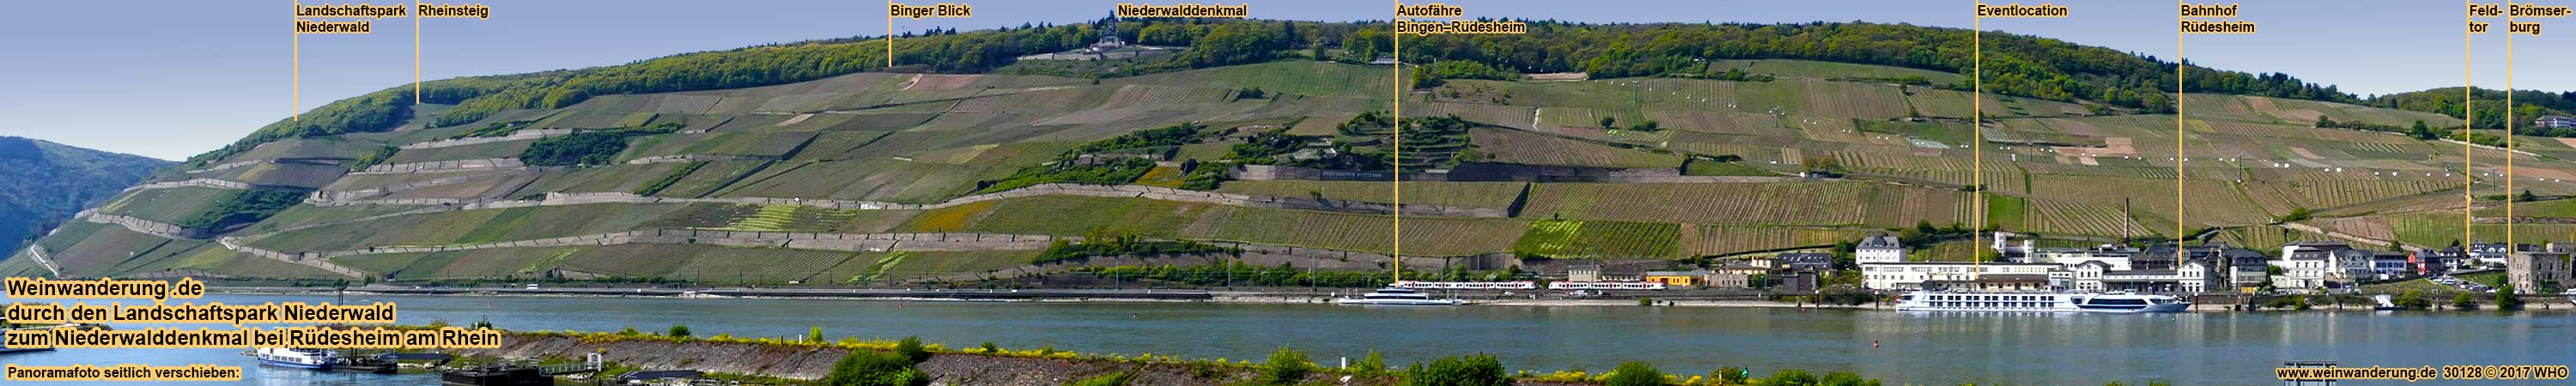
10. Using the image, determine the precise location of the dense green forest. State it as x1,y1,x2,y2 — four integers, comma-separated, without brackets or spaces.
2368,87,2576,134
519,132,635,166
0,137,168,256
518,124,680,166
198,19,2388,166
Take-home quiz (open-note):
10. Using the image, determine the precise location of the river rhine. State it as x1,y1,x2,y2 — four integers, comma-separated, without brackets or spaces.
3,293,2567,385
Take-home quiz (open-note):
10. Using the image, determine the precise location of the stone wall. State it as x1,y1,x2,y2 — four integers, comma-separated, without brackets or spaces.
227,184,1532,281
528,184,1502,217
283,230,1065,261
215,237,364,278
181,160,265,174
1237,163,1798,184
398,129,574,150
935,184,1502,217
357,158,526,174
79,211,210,239
21,245,61,277
311,169,527,202
230,221,1536,283
291,183,1504,238
311,197,479,207
72,210,367,278
916,243,1519,283
123,178,258,192
624,154,771,165
1233,165,1440,181
130,269,228,280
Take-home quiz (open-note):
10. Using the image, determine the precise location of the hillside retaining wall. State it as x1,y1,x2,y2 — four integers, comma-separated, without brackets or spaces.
311,169,528,202
398,129,575,150
357,158,526,174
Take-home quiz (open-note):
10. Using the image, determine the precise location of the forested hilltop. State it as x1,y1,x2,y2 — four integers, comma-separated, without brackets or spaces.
196,18,2361,167
2368,87,2576,133
0,137,169,256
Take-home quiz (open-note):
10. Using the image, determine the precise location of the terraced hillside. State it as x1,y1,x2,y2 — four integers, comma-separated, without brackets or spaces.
15,21,2575,285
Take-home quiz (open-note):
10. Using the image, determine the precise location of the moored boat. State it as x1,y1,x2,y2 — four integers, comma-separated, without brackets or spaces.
254,347,339,370
1895,291,2189,313
1334,286,1464,305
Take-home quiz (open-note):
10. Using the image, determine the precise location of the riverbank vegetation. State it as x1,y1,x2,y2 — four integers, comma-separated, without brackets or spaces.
503,326,1921,386
1075,262,1402,288
2248,291,2542,311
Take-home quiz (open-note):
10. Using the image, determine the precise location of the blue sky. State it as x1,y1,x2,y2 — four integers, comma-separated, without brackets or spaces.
1,0,2567,160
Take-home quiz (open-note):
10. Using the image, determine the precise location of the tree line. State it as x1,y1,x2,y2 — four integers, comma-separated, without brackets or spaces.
2366,87,2576,135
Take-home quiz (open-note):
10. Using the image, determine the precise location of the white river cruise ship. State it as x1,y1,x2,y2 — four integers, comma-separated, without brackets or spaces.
1895,291,2189,313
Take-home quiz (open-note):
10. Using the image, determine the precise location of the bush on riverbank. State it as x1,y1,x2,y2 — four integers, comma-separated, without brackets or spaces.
1815,371,1882,386
1754,370,1814,385
2262,295,2311,310
1776,290,1881,306
1260,347,1312,384
1069,371,1139,386
1713,366,1750,385
1401,354,1510,386
896,336,931,363
826,350,929,386
1604,362,1663,386
1353,350,1390,377
531,329,947,354
2496,284,2524,311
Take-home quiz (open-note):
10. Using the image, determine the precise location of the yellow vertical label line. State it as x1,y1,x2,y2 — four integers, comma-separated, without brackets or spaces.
2505,7,2515,248
2467,0,2477,247
1391,1,1403,283
292,1,300,122
2175,0,2185,261
887,1,895,68
1972,3,1983,268
414,1,420,104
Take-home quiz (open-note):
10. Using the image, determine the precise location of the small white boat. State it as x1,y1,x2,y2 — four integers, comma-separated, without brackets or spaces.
2371,294,2401,311
1895,291,2189,313
254,347,338,370
1335,286,1463,305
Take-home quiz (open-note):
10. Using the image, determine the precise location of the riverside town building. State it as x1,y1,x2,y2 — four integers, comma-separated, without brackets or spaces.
1851,234,2427,294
